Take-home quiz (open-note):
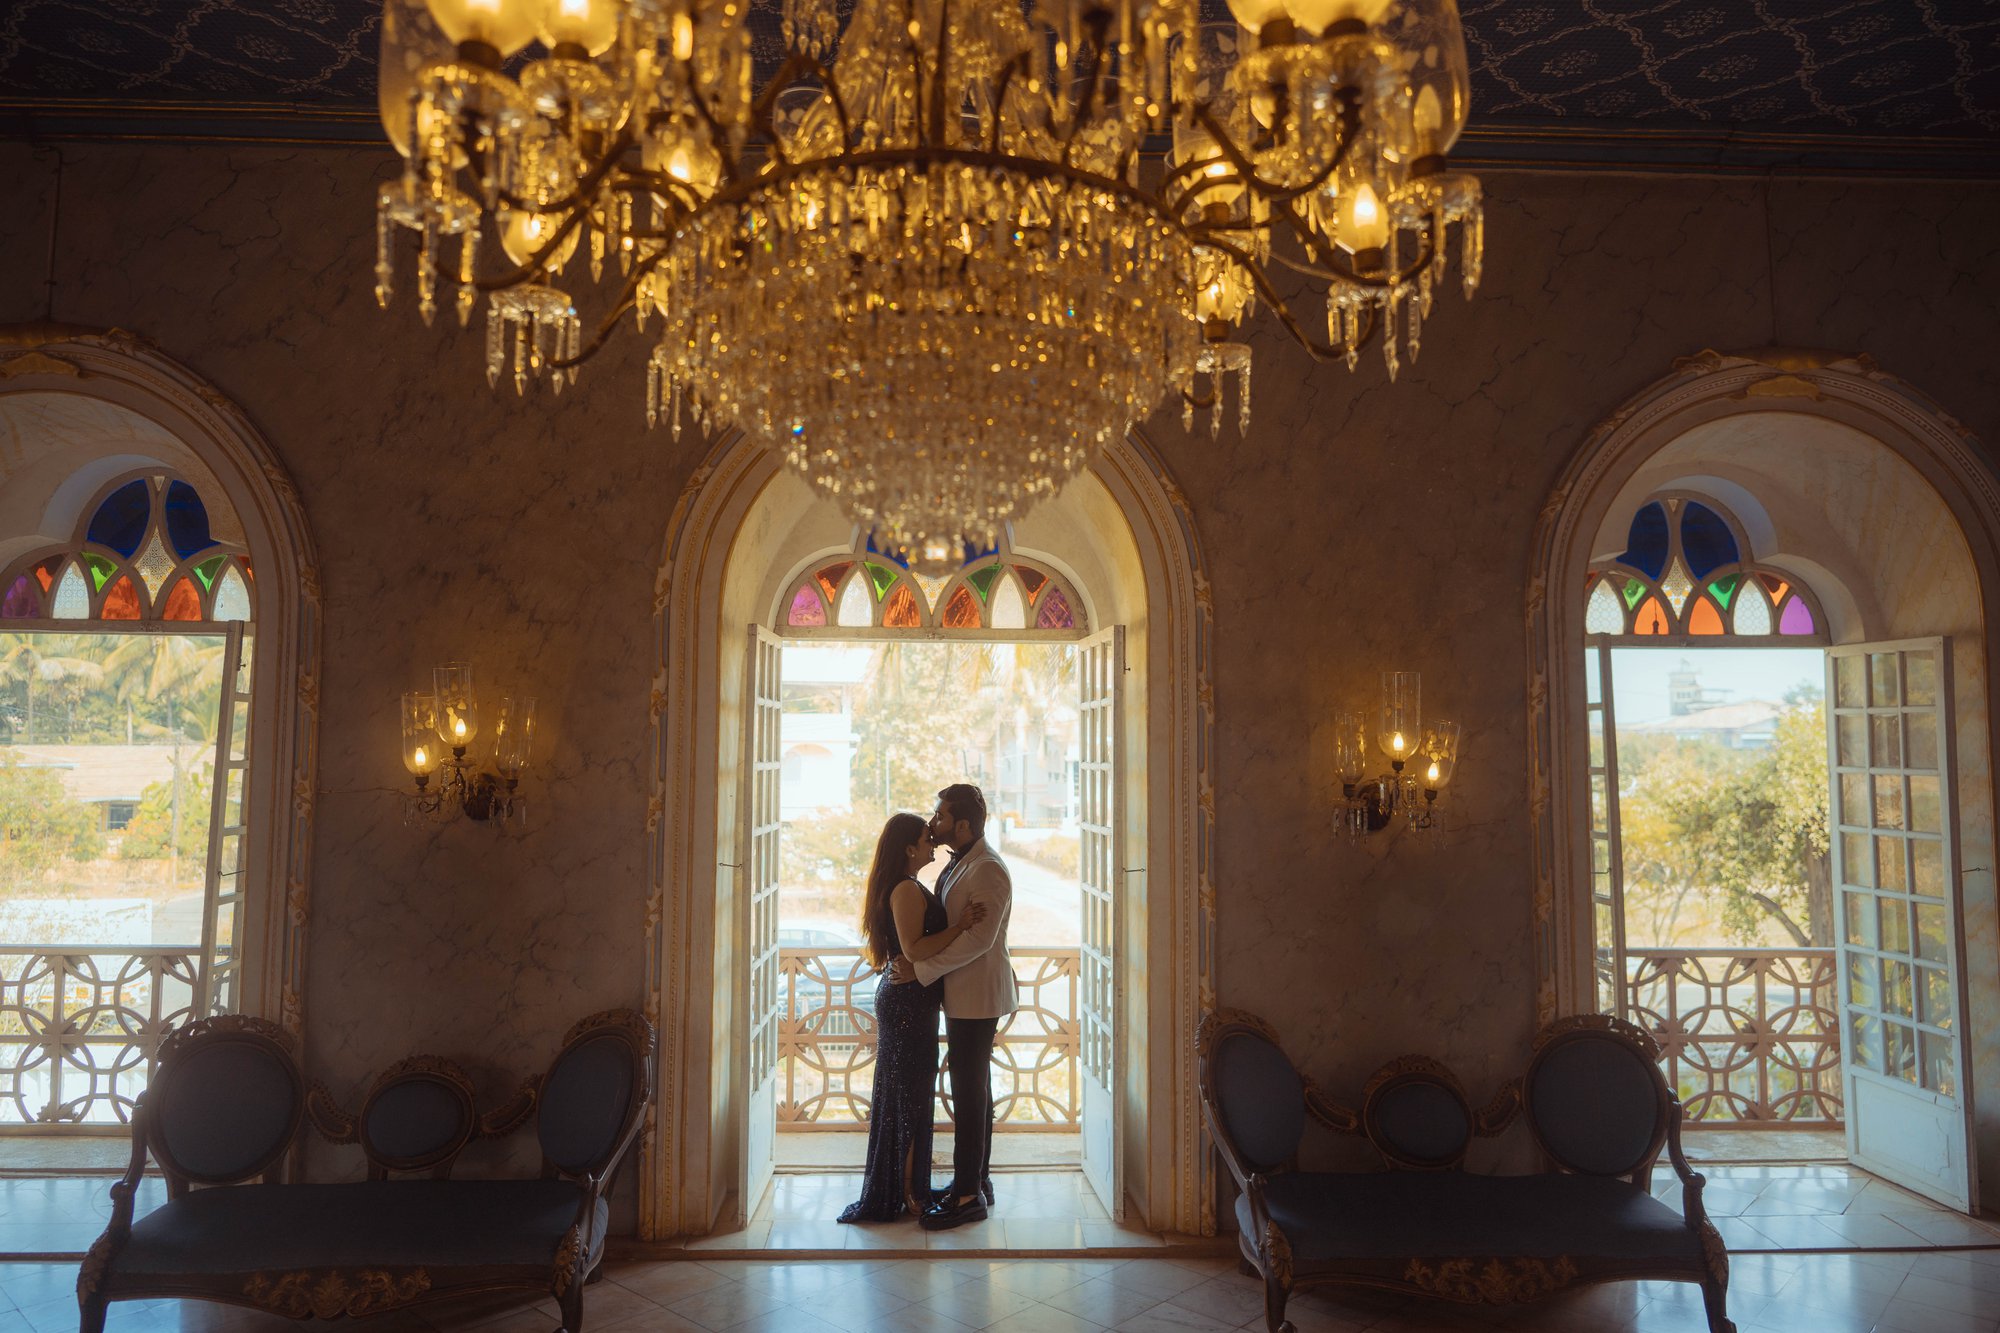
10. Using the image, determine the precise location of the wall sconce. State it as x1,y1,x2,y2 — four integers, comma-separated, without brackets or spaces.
1335,672,1461,835
400,662,535,823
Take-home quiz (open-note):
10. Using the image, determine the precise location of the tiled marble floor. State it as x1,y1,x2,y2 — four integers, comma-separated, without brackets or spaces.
13,1247,2000,1333
1648,1165,2000,1252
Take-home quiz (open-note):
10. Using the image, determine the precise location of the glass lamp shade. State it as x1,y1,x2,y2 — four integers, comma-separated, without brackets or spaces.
401,691,440,776
1333,710,1369,783
1378,670,1420,765
1422,719,1460,789
537,0,621,56
1387,0,1471,158
434,662,479,752
643,128,722,200
1335,180,1391,253
498,208,579,272
1171,125,1247,212
1224,0,1291,35
424,0,541,57
1286,0,1394,34
493,695,537,777
378,0,457,158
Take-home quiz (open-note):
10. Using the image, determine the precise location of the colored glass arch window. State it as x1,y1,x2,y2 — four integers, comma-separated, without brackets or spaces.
778,534,1086,634
1584,491,1826,643
0,471,252,623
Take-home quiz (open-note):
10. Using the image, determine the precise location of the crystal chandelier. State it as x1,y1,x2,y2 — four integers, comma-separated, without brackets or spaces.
374,0,1482,568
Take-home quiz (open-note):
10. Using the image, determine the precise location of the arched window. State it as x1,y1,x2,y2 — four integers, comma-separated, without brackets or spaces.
1583,495,1825,642
1,473,255,624
779,533,1086,634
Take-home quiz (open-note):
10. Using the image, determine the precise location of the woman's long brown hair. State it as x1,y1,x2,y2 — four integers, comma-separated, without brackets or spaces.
860,811,927,967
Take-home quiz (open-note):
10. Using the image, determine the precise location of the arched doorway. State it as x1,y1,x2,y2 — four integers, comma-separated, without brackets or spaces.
0,329,322,1105
643,430,1216,1239
1530,349,2000,1211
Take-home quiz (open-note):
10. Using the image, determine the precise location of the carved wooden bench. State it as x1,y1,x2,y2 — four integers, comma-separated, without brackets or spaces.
1198,1011,1732,1333
77,1009,654,1333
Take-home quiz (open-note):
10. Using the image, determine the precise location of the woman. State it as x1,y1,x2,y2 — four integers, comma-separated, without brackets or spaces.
837,811,987,1223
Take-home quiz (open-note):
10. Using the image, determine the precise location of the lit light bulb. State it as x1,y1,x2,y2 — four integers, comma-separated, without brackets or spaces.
454,717,468,740
1283,0,1394,34
1391,729,1407,756
498,208,580,272
1337,182,1391,253
539,0,621,56
1224,0,1291,35
1426,759,1440,784
424,0,540,58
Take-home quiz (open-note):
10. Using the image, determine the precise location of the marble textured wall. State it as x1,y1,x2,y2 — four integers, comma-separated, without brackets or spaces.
1,144,1997,1192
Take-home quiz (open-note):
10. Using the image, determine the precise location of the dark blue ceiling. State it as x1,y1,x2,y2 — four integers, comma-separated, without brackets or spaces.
1,0,1996,139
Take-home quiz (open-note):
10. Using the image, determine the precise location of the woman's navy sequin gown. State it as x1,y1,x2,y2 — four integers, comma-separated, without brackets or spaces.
838,881,947,1222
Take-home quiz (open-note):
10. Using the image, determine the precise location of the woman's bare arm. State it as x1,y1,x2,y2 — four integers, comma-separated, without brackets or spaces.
890,880,988,964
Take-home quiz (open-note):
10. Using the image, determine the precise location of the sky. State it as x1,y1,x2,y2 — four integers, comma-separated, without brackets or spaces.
1608,647,1825,725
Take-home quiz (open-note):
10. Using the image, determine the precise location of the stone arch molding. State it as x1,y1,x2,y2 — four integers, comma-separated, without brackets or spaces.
1526,347,2000,1024
643,429,1216,1239
0,326,324,1038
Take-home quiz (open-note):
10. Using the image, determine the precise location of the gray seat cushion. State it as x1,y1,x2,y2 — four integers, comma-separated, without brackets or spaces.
1237,1172,1702,1266
113,1180,604,1277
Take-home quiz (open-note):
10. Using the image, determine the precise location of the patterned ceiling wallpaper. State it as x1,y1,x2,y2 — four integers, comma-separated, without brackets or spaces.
1,0,1996,137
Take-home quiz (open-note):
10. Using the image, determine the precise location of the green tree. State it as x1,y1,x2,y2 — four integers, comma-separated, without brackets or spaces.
102,634,227,884
117,762,215,865
0,752,104,886
0,634,107,743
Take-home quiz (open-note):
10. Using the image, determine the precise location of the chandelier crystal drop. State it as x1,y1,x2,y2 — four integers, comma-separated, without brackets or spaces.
373,0,1486,552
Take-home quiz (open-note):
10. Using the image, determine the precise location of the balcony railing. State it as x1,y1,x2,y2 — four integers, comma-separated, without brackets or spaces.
1624,947,1841,1126
0,946,200,1130
778,946,1080,1130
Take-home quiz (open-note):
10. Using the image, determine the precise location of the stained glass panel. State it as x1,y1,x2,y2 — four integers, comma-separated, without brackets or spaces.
787,585,826,627
83,552,118,592
1733,586,1772,635
1706,573,1739,610
1621,578,1647,610
991,574,1027,630
164,480,213,558
214,568,252,622
86,480,151,557
1779,597,1816,636
1584,579,1623,635
135,532,175,599
942,585,981,629
51,565,88,619
836,575,871,627
1758,572,1791,605
968,565,1001,604
32,559,56,592
1035,586,1075,629
0,575,36,618
161,578,204,622
812,560,852,600
1680,502,1740,579
882,584,920,628
912,572,947,612
1016,566,1048,605
1687,598,1725,635
195,555,227,591
101,576,141,620
1632,596,1669,635
1618,501,1669,579
865,562,898,601
1660,559,1694,615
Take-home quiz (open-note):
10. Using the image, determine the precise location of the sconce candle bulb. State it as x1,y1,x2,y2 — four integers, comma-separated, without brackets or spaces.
400,663,531,824
1341,673,1460,836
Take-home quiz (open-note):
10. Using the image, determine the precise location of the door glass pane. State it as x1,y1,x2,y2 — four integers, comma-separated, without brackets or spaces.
1850,1012,1882,1072
1920,965,1954,1030
1879,899,1911,954
1848,956,1878,1009
1912,840,1944,898
1869,653,1902,706
1882,960,1914,1018
1584,648,1601,703
1873,776,1904,829
1923,1031,1957,1096
1871,714,1901,767
1845,892,1876,947
1842,832,1873,887
1906,713,1939,771
1840,773,1868,820
1877,836,1908,893
1905,651,1937,706
1886,1022,1917,1083
1916,903,1947,963
1837,715,1867,767
1909,776,1941,832
1836,654,1866,708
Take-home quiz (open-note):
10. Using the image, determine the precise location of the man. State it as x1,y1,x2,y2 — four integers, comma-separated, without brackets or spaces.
888,782,1016,1230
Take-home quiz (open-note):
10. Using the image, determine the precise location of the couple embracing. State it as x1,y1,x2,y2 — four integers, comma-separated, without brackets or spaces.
837,783,1013,1231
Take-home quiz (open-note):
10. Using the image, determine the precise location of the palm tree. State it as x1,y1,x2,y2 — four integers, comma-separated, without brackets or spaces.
104,634,228,886
0,633,109,742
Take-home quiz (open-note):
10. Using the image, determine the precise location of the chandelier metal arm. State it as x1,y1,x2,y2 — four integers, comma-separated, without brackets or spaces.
1187,91,1363,208
1199,231,1385,364
1269,197,1439,292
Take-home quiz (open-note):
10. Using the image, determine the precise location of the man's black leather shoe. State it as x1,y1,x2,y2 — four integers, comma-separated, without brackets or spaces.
919,1195,989,1231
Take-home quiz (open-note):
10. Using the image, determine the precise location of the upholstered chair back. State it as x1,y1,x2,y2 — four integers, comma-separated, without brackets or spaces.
147,1017,303,1193
359,1059,477,1178
1206,1023,1306,1173
1362,1058,1474,1169
537,1010,654,1179
1523,1015,1670,1179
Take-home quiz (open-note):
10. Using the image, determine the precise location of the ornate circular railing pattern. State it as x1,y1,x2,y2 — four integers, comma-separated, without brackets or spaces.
0,947,200,1125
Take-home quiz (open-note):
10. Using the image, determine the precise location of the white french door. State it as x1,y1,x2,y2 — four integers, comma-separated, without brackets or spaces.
1829,639,1978,1211
739,626,784,1219
1584,644,1628,1017
1077,626,1124,1219
196,624,248,1015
